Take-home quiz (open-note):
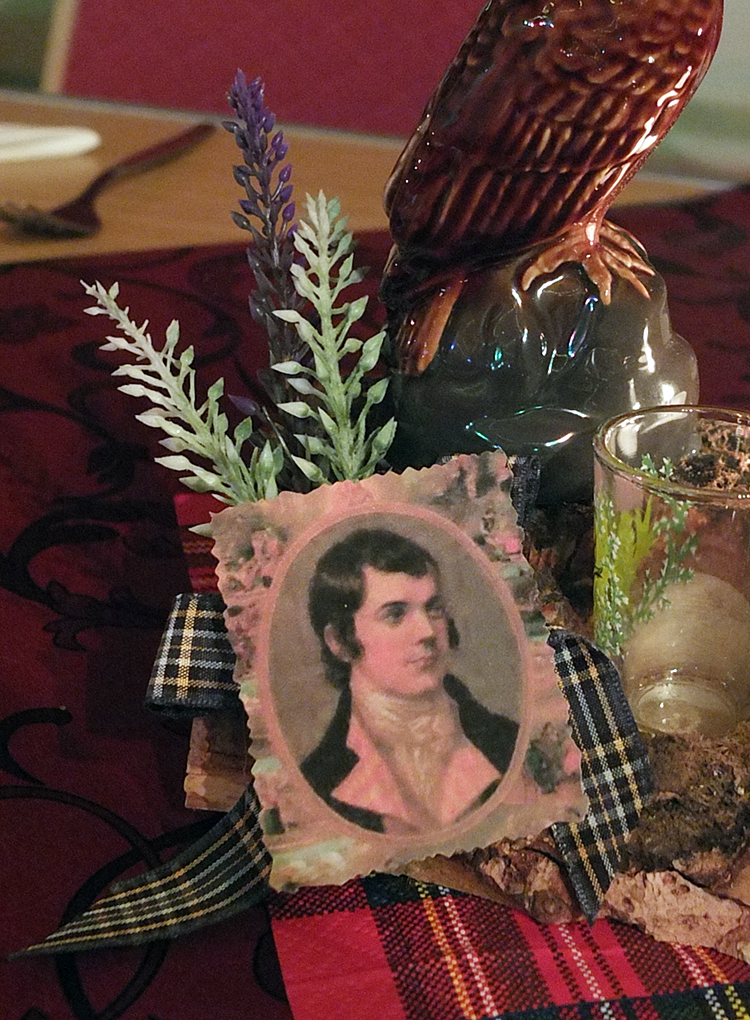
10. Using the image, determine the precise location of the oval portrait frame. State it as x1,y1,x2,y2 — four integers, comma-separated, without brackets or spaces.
255,502,532,844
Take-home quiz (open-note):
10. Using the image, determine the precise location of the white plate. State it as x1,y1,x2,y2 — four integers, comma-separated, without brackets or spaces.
0,123,101,163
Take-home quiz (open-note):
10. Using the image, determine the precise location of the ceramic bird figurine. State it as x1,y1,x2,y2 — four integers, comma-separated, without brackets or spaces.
382,0,723,504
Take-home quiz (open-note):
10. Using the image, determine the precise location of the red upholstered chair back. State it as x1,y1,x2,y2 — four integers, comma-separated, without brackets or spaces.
58,0,483,137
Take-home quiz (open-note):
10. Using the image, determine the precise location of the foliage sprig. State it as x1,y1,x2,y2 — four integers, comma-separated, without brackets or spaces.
83,280,283,505
273,191,396,484
593,453,698,659
82,193,395,502
84,76,396,507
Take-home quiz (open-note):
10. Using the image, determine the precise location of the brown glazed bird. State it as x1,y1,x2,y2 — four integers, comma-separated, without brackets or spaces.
382,0,723,375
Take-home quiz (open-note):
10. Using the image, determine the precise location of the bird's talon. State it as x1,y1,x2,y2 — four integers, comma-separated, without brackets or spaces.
520,220,653,305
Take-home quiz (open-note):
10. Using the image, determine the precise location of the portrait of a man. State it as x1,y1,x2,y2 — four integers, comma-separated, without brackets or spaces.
301,527,519,835
213,454,585,887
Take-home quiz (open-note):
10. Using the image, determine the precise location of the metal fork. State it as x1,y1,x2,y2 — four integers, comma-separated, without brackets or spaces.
0,121,216,239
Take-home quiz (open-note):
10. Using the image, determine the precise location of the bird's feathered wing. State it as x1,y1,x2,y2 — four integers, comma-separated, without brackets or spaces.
385,0,722,266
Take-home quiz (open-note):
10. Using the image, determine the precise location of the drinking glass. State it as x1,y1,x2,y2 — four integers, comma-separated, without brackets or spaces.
593,406,750,737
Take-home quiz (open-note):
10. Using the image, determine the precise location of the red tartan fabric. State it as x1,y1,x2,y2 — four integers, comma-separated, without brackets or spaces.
270,879,750,1019
173,492,226,593
3,189,750,1018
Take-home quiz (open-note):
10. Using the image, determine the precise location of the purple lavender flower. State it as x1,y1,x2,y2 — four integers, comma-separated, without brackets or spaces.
224,71,303,373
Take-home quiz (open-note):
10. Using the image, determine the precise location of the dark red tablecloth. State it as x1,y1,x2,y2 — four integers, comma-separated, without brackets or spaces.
0,243,295,1019
3,192,750,1019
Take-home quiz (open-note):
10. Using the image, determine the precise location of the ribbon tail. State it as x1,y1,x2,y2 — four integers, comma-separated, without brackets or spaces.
550,630,654,920
12,785,270,957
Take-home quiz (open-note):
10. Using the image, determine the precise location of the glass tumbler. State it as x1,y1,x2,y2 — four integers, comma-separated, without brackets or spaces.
593,406,750,737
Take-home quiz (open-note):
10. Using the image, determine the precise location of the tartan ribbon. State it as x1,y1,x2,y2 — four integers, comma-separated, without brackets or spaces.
16,785,271,957
549,630,654,919
146,592,239,716
18,595,652,954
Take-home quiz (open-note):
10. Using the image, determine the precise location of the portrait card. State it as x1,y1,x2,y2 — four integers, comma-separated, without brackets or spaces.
210,452,587,890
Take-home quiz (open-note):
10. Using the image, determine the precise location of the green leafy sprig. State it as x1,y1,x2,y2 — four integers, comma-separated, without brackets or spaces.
633,454,698,627
593,452,697,659
82,194,396,502
83,280,283,505
272,191,396,485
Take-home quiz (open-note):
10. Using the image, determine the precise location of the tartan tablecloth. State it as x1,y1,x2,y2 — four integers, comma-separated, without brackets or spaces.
270,876,750,1020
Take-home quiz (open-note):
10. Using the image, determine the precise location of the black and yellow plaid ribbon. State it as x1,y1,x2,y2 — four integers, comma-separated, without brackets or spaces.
17,595,652,956
16,785,270,957
146,593,239,716
549,630,653,918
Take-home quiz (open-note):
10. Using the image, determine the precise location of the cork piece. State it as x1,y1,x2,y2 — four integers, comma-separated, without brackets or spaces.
185,711,249,811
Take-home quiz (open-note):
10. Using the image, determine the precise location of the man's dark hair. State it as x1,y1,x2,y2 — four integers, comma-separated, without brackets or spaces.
308,527,458,689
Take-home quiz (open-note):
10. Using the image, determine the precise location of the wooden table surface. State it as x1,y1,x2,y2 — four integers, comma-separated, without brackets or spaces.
0,88,737,266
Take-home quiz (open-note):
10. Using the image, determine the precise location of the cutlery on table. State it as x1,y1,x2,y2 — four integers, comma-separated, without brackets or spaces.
0,121,216,239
